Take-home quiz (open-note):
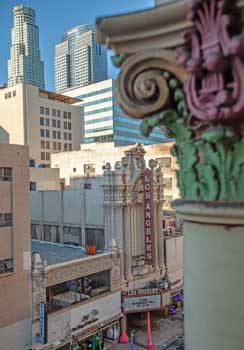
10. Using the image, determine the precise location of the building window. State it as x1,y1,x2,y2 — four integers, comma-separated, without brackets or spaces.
0,259,14,274
52,130,57,139
13,90,16,97
29,159,35,167
30,181,37,191
69,144,72,151
45,107,49,115
57,131,61,139
164,196,173,209
52,119,57,128
63,111,67,119
4,93,8,99
0,168,12,181
164,177,172,191
68,133,72,141
40,106,44,114
41,152,45,160
68,122,71,130
64,132,67,140
84,163,95,177
46,130,50,138
57,120,61,128
64,121,67,129
8,92,11,98
52,109,56,117
0,213,12,227
40,117,44,125
53,142,57,150
46,141,50,150
73,168,76,173
68,112,71,119
45,118,49,126
41,140,45,149
58,142,61,151
157,157,172,169
57,110,61,117
86,228,105,251
64,143,68,151
46,153,50,161
40,129,45,137
46,270,110,313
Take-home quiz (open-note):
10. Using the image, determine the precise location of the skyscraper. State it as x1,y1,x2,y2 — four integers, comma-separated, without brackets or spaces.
55,24,107,93
8,5,45,89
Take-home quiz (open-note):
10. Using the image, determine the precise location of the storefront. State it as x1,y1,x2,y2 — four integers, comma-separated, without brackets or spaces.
71,292,121,350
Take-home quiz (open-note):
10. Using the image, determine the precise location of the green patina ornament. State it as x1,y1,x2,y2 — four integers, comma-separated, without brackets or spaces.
111,53,128,68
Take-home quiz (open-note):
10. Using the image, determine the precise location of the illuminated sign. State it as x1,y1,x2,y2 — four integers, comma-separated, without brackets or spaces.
144,169,153,264
39,303,48,344
123,295,161,313
122,288,159,297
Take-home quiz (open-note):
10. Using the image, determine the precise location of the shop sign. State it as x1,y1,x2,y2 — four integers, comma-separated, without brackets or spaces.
144,169,153,264
39,302,48,345
71,292,121,335
123,294,161,313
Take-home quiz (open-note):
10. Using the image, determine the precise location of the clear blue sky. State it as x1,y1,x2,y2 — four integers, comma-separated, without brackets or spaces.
0,0,154,91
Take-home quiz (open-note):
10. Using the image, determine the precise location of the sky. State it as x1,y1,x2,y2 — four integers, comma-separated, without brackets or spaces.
0,0,154,91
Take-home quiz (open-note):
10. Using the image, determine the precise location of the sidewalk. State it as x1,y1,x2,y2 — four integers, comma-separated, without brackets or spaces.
109,312,183,350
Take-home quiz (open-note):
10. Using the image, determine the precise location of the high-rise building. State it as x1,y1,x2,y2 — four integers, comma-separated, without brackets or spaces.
8,5,45,89
66,79,169,145
55,24,107,93
0,84,84,167
0,143,32,350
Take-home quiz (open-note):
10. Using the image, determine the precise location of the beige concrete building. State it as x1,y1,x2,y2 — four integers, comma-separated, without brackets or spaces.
0,83,84,167
51,141,179,209
30,167,61,191
0,143,32,350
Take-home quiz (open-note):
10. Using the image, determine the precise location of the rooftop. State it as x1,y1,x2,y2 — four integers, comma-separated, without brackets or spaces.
39,89,82,104
31,240,88,266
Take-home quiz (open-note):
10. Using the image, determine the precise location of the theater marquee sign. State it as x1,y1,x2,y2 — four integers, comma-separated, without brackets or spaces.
144,169,153,264
122,288,171,314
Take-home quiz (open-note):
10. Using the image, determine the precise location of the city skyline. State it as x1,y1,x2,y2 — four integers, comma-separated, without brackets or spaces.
0,0,154,91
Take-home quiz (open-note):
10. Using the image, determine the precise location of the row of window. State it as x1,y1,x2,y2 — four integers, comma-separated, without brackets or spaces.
84,106,112,116
85,135,114,143
0,168,12,181
40,129,72,140
76,87,112,100
4,90,16,99
40,107,71,119
85,116,112,125
46,270,110,313
85,126,112,134
82,96,112,107
0,213,12,227
40,144,72,160
40,118,71,129
157,157,172,169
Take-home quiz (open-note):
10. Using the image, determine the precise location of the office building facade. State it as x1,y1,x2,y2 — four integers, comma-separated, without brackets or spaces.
0,84,83,167
8,5,45,89
66,79,168,145
55,24,107,93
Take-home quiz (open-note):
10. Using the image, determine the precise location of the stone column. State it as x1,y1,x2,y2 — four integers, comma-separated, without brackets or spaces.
175,202,244,350
123,205,133,281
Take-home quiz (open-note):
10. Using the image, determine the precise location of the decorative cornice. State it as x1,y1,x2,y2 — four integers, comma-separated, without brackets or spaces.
96,1,191,53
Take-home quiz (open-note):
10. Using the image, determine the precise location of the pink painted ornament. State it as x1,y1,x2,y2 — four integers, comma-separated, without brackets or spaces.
177,0,244,127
